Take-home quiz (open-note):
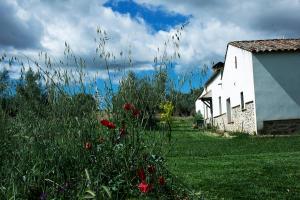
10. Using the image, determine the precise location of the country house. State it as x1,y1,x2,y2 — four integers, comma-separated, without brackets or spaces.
195,39,300,134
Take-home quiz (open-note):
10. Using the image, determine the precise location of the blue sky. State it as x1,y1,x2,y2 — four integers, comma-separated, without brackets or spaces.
1,0,300,93
103,0,190,33
102,0,200,91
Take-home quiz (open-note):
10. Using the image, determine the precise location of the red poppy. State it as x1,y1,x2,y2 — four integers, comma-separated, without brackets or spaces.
107,122,116,129
123,103,133,111
100,119,116,129
138,181,152,193
100,119,110,126
158,176,165,185
84,142,92,150
132,109,140,117
147,165,156,174
137,168,146,181
120,128,126,137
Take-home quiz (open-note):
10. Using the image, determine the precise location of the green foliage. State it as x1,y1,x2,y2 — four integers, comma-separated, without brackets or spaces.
14,68,47,118
0,67,190,199
113,70,202,127
0,70,182,199
0,69,9,96
193,112,204,127
113,70,168,128
172,88,203,116
160,101,174,141
0,26,196,199
160,101,174,124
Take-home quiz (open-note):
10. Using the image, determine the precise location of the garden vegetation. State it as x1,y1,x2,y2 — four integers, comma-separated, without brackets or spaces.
0,26,201,199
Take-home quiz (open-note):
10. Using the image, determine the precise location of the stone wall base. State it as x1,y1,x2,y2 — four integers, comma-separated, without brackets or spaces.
261,119,300,135
213,102,256,134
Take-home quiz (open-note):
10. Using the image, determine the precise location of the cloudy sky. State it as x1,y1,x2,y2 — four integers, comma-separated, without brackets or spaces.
1,0,300,88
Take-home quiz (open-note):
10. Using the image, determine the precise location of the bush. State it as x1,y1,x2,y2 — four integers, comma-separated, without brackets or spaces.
193,112,203,123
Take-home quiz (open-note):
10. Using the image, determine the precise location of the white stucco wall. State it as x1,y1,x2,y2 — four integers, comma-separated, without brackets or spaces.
196,74,220,120
196,45,256,125
252,52,300,130
195,99,210,120
220,45,256,114
210,73,222,117
195,98,204,114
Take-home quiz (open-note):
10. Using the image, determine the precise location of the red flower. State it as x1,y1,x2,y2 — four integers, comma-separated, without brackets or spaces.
84,142,92,150
100,119,116,129
158,176,165,185
123,103,140,117
147,165,156,174
120,128,126,137
123,103,133,111
132,109,140,117
137,168,146,181
100,119,110,126
138,181,152,193
107,122,116,129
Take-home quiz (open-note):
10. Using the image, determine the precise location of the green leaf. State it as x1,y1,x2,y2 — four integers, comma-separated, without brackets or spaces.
85,169,91,182
82,189,96,199
101,186,112,199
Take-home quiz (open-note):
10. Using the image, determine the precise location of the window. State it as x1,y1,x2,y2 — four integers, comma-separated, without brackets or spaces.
235,56,237,68
219,96,222,115
240,92,245,110
226,98,232,123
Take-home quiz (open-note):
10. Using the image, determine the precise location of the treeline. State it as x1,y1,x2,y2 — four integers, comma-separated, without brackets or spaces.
113,71,202,126
0,69,202,124
0,69,98,121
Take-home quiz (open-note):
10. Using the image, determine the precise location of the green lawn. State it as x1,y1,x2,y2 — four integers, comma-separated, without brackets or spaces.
166,118,300,199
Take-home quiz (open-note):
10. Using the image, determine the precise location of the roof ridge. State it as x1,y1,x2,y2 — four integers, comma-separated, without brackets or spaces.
228,38,300,53
229,38,300,44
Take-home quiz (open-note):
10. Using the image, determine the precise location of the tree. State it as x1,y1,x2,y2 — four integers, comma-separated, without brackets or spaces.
171,88,203,116
15,68,46,117
0,69,9,97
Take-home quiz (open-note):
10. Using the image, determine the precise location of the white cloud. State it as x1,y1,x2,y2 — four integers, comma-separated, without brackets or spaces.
1,0,300,83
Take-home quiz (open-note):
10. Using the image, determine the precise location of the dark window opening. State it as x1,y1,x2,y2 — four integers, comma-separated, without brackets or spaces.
226,98,232,123
235,56,237,69
240,92,245,110
219,96,222,115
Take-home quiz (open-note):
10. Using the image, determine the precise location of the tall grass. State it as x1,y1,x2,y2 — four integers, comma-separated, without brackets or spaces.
0,26,200,199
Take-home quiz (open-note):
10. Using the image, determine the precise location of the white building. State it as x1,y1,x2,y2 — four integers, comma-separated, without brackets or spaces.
195,39,300,134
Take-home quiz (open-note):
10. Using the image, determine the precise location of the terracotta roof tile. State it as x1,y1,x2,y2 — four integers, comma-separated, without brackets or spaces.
229,39,300,53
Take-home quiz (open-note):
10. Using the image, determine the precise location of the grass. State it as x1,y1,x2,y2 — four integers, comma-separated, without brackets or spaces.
166,118,300,199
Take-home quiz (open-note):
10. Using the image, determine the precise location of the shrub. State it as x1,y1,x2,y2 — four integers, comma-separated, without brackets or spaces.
160,101,174,141
193,112,203,123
